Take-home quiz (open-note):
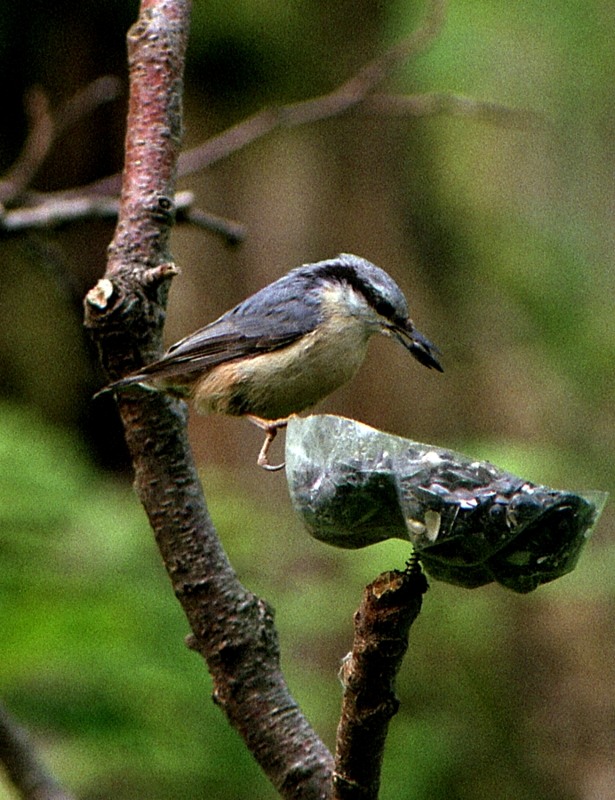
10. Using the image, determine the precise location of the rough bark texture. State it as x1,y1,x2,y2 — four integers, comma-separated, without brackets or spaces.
84,2,334,797
332,565,428,800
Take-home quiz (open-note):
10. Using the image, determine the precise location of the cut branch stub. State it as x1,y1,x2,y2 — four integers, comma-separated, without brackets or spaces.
333,566,428,800
85,259,178,382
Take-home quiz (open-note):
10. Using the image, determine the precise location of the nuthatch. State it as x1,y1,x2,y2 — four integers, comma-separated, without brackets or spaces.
101,253,442,469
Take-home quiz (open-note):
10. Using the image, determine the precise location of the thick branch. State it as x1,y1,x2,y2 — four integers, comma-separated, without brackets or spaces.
0,703,74,800
116,392,334,799
332,565,428,800
84,1,333,797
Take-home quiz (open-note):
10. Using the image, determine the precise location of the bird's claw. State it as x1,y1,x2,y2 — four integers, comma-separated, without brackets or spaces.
248,416,289,471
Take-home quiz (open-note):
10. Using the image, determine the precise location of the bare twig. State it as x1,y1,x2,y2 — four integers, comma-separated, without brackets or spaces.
366,91,547,130
0,88,54,205
0,194,120,231
332,566,428,800
0,702,74,800
0,189,192,233
175,204,246,244
0,78,122,207
0,0,539,245
177,0,448,174
53,76,123,137
0,87,538,236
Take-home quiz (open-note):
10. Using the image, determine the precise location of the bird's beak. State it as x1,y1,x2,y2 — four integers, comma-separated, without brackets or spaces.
387,320,443,372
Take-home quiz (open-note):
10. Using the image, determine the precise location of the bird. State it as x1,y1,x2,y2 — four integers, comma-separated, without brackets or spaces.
99,253,443,469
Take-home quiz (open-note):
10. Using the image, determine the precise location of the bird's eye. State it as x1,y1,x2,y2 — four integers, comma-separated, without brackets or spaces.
373,299,395,319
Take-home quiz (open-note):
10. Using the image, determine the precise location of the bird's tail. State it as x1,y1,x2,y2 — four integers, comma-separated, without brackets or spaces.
92,373,154,401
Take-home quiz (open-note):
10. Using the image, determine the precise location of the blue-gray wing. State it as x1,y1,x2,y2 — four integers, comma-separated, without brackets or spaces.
135,276,321,382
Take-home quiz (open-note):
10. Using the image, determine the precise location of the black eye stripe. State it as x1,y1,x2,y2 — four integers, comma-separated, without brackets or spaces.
309,262,398,321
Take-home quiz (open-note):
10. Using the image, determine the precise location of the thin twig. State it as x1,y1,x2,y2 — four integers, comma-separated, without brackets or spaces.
0,702,74,800
176,205,246,244
0,189,193,233
0,87,539,236
366,91,547,130
0,87,540,237
0,78,122,207
177,0,448,174
0,88,54,205
53,76,123,137
0,0,540,243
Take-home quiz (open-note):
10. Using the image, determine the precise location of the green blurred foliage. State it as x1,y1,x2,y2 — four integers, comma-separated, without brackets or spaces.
0,402,611,799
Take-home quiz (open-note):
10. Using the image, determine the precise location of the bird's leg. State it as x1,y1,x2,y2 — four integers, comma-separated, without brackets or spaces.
246,415,289,471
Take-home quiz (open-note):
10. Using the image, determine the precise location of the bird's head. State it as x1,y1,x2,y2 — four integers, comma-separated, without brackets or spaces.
300,253,443,372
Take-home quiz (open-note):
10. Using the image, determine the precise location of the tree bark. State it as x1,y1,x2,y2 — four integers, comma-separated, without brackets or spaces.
333,566,428,799
84,2,334,798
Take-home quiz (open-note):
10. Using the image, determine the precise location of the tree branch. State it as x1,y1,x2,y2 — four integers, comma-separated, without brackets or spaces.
365,91,546,130
0,78,121,207
84,1,333,797
176,0,448,174
332,565,428,800
0,88,54,206
0,0,540,244
0,702,74,800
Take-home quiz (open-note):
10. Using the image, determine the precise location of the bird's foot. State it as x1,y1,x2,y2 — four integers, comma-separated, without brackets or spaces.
246,415,289,471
